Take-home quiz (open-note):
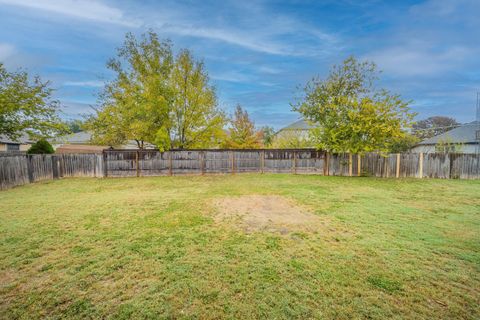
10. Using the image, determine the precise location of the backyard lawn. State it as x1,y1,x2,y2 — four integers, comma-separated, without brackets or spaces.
0,174,479,319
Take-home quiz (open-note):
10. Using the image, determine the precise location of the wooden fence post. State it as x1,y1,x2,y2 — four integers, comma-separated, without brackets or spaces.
231,151,235,174
102,152,108,178
357,154,361,177
448,153,454,179
26,155,34,183
418,152,423,178
323,151,329,176
168,151,173,176
200,151,205,175
260,150,265,174
383,156,388,178
135,150,140,177
51,155,59,179
293,151,297,174
349,153,353,177
396,153,400,178
58,154,64,178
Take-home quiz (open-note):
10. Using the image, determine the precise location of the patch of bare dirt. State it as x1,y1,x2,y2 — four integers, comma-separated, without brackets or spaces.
212,195,324,233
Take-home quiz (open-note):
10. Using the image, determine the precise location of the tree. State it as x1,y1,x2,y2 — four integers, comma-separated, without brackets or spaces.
389,133,419,153
0,63,67,140
412,116,459,140
27,139,54,154
167,49,226,149
292,56,416,154
65,119,84,133
435,137,463,154
271,130,313,148
260,126,275,147
87,32,226,150
224,105,262,149
86,31,174,149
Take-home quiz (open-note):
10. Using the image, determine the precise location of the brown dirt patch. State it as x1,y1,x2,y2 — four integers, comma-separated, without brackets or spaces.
212,195,323,233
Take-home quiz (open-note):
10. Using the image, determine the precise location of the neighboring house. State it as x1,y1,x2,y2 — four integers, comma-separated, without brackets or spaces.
411,121,480,154
56,144,111,154
51,131,93,148
276,119,315,139
51,131,156,151
0,134,33,153
272,119,316,148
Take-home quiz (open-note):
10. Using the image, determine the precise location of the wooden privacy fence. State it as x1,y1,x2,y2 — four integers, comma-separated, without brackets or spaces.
1,149,479,189
0,153,103,190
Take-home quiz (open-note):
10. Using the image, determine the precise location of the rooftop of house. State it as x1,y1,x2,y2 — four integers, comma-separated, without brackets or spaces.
0,133,34,145
55,144,110,154
52,131,93,144
417,121,480,145
53,131,156,149
278,119,316,131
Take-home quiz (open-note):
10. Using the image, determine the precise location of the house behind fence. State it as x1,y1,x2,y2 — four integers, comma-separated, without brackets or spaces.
1,149,479,190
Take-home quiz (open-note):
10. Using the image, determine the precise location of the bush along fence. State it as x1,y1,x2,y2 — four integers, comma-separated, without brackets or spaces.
0,149,479,189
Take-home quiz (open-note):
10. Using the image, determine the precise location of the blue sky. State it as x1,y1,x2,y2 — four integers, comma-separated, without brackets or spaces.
0,0,479,129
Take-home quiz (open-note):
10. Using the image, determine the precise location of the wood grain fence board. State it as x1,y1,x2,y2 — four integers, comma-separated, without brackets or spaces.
1,150,479,190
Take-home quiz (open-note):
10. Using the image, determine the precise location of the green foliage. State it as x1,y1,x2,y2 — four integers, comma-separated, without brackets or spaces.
260,126,275,147
413,116,459,140
169,49,226,149
271,130,313,148
367,276,402,293
435,137,464,153
1,176,479,319
86,31,226,150
389,133,419,153
0,63,68,140
27,139,54,154
65,119,84,133
292,56,416,153
224,105,262,148
85,31,173,149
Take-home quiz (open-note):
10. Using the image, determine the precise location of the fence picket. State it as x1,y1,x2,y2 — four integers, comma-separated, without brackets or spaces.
0,150,479,189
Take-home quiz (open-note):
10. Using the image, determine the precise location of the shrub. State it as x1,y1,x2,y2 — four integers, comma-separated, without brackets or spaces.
27,139,54,154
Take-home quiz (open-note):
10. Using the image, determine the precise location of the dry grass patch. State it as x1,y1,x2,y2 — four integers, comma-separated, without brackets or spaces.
212,195,326,234
1,175,479,319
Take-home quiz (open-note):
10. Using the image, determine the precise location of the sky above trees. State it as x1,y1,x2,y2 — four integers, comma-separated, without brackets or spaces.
0,0,478,128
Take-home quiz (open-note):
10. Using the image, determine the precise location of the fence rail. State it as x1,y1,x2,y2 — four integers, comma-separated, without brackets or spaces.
0,149,479,190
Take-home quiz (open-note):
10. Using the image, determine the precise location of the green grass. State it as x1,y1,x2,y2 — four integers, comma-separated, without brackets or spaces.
0,174,479,319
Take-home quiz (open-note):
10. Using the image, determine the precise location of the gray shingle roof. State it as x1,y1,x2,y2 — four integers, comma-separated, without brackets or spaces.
418,121,480,145
0,133,34,144
279,119,316,131
53,131,93,144
52,131,156,149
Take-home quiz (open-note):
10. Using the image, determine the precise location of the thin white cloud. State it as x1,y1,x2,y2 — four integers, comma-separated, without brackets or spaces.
149,1,340,57
0,0,139,27
258,66,282,75
0,0,339,57
64,80,104,87
211,71,251,83
0,43,15,61
366,44,474,77
162,24,291,56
